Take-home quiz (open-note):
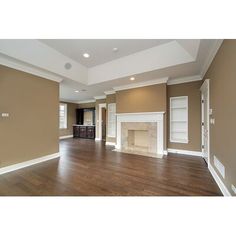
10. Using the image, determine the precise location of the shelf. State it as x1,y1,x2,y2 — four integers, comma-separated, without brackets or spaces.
170,106,187,109
171,130,187,133
171,120,187,122
170,138,189,143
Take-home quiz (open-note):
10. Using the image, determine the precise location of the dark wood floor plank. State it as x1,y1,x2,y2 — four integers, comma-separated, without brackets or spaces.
0,138,222,196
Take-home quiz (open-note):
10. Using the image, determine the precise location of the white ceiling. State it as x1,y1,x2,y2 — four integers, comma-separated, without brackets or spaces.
39,39,172,67
0,39,223,103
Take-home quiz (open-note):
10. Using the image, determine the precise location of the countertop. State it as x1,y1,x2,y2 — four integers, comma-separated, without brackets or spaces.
73,124,95,127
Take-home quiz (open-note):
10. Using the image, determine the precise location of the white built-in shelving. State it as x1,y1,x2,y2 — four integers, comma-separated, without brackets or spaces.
170,96,188,143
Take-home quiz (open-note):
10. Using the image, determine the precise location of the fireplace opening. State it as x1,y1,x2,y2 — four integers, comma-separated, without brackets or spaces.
127,130,149,152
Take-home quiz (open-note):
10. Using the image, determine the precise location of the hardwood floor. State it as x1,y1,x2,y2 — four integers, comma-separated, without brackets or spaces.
0,138,222,196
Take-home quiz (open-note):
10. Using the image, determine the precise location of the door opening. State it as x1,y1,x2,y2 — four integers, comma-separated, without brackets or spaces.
102,107,106,141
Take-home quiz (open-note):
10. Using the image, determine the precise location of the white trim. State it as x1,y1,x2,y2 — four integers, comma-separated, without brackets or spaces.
208,164,231,196
201,40,224,77
167,148,203,157
0,152,60,175
98,103,106,140
78,99,96,104
95,138,102,141
116,111,165,116
116,112,165,156
59,135,73,140
104,90,115,95
200,79,210,164
163,150,168,155
94,95,106,100
113,77,168,91
105,142,116,146
167,75,202,85
0,53,63,83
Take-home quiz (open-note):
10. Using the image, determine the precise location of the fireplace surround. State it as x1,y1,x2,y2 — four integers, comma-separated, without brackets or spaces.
115,112,165,158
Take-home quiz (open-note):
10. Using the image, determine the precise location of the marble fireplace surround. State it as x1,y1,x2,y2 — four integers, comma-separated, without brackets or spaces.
116,112,165,158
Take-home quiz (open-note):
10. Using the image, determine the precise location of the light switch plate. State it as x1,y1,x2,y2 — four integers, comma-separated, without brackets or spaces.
1,113,9,117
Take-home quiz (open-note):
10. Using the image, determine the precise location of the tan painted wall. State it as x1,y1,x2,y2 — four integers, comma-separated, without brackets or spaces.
0,65,59,168
106,94,116,143
95,99,106,139
59,102,77,137
167,81,202,151
204,39,236,195
116,84,167,113
78,102,95,109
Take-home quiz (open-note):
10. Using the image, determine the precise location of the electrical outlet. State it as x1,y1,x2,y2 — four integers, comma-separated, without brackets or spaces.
231,184,236,194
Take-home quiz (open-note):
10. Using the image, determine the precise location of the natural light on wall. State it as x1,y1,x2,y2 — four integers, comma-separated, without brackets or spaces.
59,103,67,129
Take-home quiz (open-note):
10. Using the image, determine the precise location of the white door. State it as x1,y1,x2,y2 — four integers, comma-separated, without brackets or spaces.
201,80,210,164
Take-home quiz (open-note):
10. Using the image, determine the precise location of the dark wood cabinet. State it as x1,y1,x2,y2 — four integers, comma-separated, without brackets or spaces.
73,125,95,139
87,126,95,139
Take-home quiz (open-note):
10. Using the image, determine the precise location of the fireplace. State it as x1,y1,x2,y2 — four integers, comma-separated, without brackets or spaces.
116,112,165,158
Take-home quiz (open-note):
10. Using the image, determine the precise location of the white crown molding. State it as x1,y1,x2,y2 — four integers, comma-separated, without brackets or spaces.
208,164,231,196
167,148,202,157
0,53,63,83
59,135,73,140
78,99,96,104
167,75,202,85
94,95,106,100
113,77,168,91
201,39,224,77
104,90,116,95
0,152,60,175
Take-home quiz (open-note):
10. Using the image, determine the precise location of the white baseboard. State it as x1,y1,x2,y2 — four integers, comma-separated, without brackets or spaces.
0,152,60,175
167,148,203,157
208,164,231,196
59,135,73,140
163,150,168,155
95,138,101,141
106,142,116,146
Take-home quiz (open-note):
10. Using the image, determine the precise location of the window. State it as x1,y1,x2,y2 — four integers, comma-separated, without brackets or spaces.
170,96,188,143
59,103,67,129
107,103,116,137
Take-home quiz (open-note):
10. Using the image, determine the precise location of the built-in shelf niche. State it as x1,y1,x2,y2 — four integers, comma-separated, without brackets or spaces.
170,96,188,143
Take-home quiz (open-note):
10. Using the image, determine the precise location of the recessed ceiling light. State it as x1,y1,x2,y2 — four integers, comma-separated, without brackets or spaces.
113,47,118,52
75,90,79,93
83,53,90,58
130,77,135,81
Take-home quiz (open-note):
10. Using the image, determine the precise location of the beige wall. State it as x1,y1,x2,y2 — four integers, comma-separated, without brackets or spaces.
116,84,167,113
78,102,95,109
59,101,77,137
0,65,59,168
204,39,236,195
167,81,202,151
106,94,116,143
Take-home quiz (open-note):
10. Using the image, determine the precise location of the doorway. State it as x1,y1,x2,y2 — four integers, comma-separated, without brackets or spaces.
200,79,210,164
101,107,106,141
98,103,106,141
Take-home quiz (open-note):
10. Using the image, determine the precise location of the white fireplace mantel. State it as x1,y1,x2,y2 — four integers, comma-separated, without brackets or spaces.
116,112,165,156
